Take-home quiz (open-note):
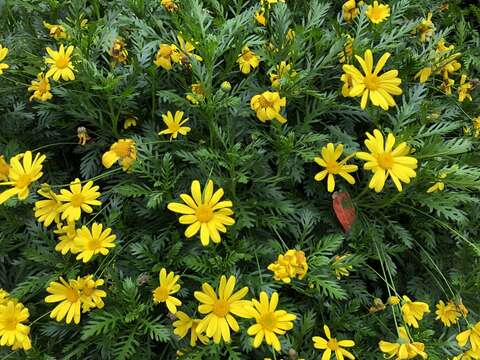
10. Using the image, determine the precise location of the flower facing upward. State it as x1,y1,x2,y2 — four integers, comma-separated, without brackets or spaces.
356,130,418,192
158,111,191,140
57,178,101,222
168,180,235,246
237,47,261,74
154,44,176,70
28,72,53,102
34,185,62,227
0,45,9,74
435,300,460,327
0,151,46,205
45,277,82,324
342,0,360,22
0,155,10,181
152,268,182,314
43,21,68,40
401,295,430,328
74,223,116,263
194,275,251,343
458,75,473,102
246,291,296,352
45,44,76,81
173,311,209,347
312,325,356,360
366,1,390,24
0,300,32,351
314,143,358,192
54,222,78,255
342,49,402,110
76,275,107,312
456,321,480,352
251,91,287,124
379,327,427,359
102,139,137,171
270,61,297,88
267,249,308,284
171,34,203,65
415,12,435,42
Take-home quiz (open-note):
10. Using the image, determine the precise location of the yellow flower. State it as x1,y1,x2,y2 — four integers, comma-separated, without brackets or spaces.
339,35,354,64
332,254,353,279
57,178,102,222
312,324,356,360
452,350,480,360
246,291,296,352
250,91,287,123
45,277,82,324
54,221,78,255
102,139,137,171
124,116,138,129
77,275,106,312
314,143,358,192
401,295,430,328
286,28,296,41
458,74,473,102
154,44,176,70
77,127,90,145
237,46,261,74
152,268,182,314
267,249,308,284
0,151,46,205
379,327,428,359
440,76,455,95
0,45,9,74
74,223,116,263
388,296,400,305
186,83,205,105
255,9,266,26
414,12,435,42
173,311,209,347
356,129,418,192
342,0,360,22
168,180,235,246
457,321,480,352
45,44,76,81
0,289,9,306
43,21,68,40
0,155,10,182
34,185,62,227
109,38,128,63
194,275,251,343
269,61,297,88
366,1,390,24
158,111,191,140
369,298,386,314
435,300,460,327
27,72,53,102
414,67,433,83
171,34,203,65
0,300,32,351
427,172,447,193
342,49,402,110
341,73,355,97
161,0,178,12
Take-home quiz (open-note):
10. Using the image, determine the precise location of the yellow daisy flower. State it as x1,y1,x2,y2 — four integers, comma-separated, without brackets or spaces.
250,91,287,124
34,185,62,227
167,180,235,246
0,300,32,351
45,44,76,81
154,44,176,70
246,291,296,352
312,324,356,360
161,0,178,11
45,277,82,324
237,47,261,74
267,249,308,284
0,151,46,205
379,327,427,359
414,12,435,42
456,321,480,352
152,268,182,314
171,34,203,66
194,275,251,343
76,275,107,312
366,1,390,24
0,155,10,182
458,74,473,102
158,111,191,140
401,295,430,328
54,221,78,255
0,45,9,75
269,61,297,88
356,129,418,193
255,9,266,26
124,116,138,129
43,21,68,40
186,83,205,105
173,311,209,347
314,143,358,192
342,49,402,110
57,178,102,222
102,139,137,171
74,223,116,263
342,0,360,22
27,72,53,102
435,300,460,327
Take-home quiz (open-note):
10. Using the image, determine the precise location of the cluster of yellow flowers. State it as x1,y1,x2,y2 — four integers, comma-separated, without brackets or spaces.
0,290,31,351
267,249,308,283
342,0,390,24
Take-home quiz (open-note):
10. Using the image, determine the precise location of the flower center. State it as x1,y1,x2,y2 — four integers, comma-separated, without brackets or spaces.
370,7,383,21
242,52,254,61
65,287,80,303
169,122,181,133
258,96,273,108
87,236,102,250
82,287,94,296
196,204,214,223
154,286,169,302
2,315,19,330
114,142,133,157
326,161,341,174
70,193,84,207
212,299,230,317
327,338,340,350
56,56,70,69
364,73,379,90
38,80,49,92
377,152,394,170
15,174,31,189
259,312,277,331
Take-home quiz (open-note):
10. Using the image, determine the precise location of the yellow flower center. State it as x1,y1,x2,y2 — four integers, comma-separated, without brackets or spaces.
168,122,181,133
196,204,214,223
327,337,340,350
65,287,80,303
2,315,19,330
259,312,277,331
38,80,49,92
71,193,85,207
15,174,31,189
370,7,384,21
242,52,254,61
364,73,379,90
326,161,341,174
212,299,230,317
154,286,169,302
113,142,133,158
87,236,102,250
258,96,273,108
82,287,94,296
377,152,394,170
56,56,70,69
